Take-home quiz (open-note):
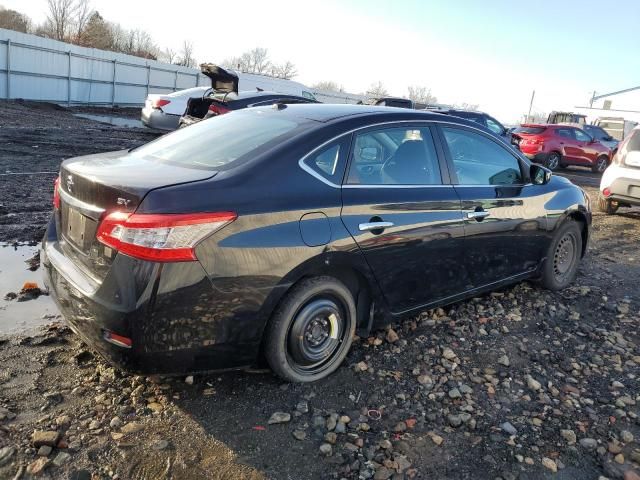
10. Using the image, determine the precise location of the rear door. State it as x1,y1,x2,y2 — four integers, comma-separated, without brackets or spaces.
555,127,580,162
572,128,596,165
438,124,548,288
340,123,469,314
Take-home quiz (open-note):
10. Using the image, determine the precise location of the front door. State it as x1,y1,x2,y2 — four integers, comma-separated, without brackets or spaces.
340,124,469,314
438,125,549,288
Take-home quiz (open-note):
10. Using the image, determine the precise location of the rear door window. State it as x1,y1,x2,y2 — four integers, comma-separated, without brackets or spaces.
442,127,523,185
555,128,574,139
485,117,505,135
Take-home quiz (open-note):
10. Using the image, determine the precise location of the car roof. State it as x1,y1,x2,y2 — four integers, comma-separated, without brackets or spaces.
252,104,498,131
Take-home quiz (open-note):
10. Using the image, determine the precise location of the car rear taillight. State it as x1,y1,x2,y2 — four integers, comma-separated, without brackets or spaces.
208,103,231,116
103,330,132,348
151,99,171,109
602,187,611,197
53,176,60,209
96,211,236,262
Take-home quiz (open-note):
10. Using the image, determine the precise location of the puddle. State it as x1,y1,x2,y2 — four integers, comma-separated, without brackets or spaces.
0,244,59,335
73,113,144,128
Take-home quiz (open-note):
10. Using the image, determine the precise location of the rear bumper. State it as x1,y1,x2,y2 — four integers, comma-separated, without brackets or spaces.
601,165,640,205
140,108,180,131
41,215,260,374
523,152,549,163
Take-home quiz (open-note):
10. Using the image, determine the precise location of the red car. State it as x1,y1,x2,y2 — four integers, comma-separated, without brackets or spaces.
512,124,611,173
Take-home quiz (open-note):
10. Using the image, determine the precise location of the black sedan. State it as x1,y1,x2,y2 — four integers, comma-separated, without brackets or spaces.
42,104,591,382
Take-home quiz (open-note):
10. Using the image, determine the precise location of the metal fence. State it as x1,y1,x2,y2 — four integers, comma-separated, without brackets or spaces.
0,28,207,107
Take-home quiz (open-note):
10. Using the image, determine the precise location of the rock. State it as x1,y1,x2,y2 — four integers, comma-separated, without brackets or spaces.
394,421,407,432
296,400,309,414
55,415,72,427
625,471,640,480
501,422,517,436
379,439,392,449
147,402,163,413
498,355,510,367
621,430,634,443
151,440,169,451
0,446,16,466
292,430,306,441
184,375,194,385
417,375,432,386
615,454,625,464
268,412,291,424
335,422,346,434
69,470,92,480
430,433,444,446
319,443,333,456
121,422,143,434
448,388,462,399
526,375,542,391
324,432,337,444
355,361,369,372
52,452,72,467
448,414,463,428
561,429,577,445
109,417,123,429
542,457,558,473
37,445,52,457
579,438,598,450
88,420,100,430
442,347,456,360
326,415,337,431
386,328,399,343
27,457,50,475
374,466,394,480
32,430,60,448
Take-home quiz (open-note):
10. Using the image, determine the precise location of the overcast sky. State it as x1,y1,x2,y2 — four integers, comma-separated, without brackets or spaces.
4,0,639,122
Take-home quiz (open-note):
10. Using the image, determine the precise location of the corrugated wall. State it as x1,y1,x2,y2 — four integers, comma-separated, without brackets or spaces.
0,28,208,106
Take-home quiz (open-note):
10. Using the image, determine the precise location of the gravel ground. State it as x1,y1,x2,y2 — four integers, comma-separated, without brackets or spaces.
1,101,640,480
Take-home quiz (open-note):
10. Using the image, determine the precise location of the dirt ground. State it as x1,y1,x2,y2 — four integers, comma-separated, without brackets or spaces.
1,100,640,480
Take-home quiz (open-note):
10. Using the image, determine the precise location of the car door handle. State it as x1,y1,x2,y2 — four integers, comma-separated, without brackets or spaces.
359,221,394,232
466,211,490,220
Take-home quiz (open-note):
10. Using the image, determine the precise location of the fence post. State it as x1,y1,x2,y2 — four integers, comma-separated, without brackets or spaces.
146,64,151,97
6,39,10,99
111,60,116,107
67,51,71,106
174,70,178,92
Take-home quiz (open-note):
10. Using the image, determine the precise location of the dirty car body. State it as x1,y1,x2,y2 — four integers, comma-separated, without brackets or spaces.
42,104,591,377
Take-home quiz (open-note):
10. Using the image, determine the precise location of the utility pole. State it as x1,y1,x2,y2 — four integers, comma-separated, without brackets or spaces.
590,90,596,107
527,90,535,123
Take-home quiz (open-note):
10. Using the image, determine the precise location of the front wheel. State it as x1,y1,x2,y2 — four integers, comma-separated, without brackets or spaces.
545,152,561,171
593,156,609,174
264,276,356,382
540,220,583,291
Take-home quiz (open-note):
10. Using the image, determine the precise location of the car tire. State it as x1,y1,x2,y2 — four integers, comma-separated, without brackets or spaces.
593,155,609,174
540,219,582,291
597,194,619,215
264,276,356,383
545,152,561,171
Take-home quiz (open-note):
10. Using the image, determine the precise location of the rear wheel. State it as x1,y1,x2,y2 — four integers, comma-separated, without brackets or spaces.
597,194,619,214
540,220,582,291
264,276,356,382
545,152,561,171
593,155,609,173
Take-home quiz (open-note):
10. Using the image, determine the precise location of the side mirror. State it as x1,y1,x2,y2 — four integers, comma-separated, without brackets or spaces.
530,164,552,185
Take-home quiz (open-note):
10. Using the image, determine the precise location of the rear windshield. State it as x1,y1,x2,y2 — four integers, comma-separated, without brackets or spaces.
513,126,546,134
130,109,299,169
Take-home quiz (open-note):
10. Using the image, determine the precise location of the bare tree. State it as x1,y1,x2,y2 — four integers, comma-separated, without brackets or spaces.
312,81,342,92
73,0,91,42
0,6,32,33
178,40,196,67
45,0,77,40
271,61,297,80
249,47,270,74
407,85,437,105
367,81,389,98
160,48,177,64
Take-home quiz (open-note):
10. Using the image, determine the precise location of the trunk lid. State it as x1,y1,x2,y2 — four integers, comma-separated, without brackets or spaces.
57,150,216,279
200,64,239,94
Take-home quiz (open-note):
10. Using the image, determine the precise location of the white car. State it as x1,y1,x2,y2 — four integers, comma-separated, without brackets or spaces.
599,126,640,214
141,87,210,130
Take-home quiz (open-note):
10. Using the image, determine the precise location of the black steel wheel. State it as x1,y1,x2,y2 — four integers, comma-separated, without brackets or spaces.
540,219,583,291
264,276,356,382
